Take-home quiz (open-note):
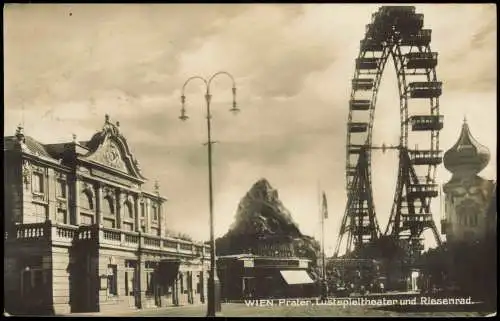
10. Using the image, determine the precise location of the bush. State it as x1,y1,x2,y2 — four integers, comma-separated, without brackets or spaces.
165,229,193,241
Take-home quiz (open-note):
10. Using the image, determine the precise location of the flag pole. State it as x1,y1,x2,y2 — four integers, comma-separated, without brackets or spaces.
318,183,328,300
321,193,326,281
317,181,323,279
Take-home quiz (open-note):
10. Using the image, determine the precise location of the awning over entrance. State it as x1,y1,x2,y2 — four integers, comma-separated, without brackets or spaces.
279,270,315,285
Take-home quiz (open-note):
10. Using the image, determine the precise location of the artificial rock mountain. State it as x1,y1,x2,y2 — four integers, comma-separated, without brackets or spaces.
215,178,320,264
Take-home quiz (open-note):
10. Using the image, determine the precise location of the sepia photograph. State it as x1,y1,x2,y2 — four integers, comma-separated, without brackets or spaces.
3,3,497,317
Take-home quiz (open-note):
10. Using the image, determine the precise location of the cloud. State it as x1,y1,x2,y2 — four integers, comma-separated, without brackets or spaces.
178,5,343,99
4,4,252,109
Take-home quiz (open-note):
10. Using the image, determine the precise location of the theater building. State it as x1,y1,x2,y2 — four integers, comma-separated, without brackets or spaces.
217,236,317,301
218,254,315,300
4,115,210,315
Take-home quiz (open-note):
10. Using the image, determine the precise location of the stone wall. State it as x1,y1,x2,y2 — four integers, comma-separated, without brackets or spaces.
51,246,72,315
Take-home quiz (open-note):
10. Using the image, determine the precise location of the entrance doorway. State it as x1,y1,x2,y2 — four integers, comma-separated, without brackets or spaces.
20,267,49,312
124,260,138,308
242,277,256,299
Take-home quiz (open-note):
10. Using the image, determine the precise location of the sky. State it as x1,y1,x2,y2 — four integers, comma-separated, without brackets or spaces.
4,4,497,255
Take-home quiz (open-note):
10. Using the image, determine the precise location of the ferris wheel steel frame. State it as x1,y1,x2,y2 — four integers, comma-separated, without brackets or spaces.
335,6,443,258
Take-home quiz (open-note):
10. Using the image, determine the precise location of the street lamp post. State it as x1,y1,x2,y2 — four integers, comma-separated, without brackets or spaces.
180,71,239,317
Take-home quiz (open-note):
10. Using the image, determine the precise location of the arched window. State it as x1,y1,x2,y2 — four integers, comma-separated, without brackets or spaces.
80,190,94,210
125,201,134,219
104,196,115,216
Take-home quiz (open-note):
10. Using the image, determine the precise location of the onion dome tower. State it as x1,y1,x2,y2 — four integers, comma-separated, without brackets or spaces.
442,117,495,244
443,117,490,179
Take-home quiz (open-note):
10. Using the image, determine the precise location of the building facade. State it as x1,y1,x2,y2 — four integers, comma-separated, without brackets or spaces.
215,234,319,301
218,254,315,301
441,119,496,244
4,115,210,315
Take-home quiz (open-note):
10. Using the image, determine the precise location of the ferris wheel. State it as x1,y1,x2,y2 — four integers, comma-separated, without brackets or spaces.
335,6,443,258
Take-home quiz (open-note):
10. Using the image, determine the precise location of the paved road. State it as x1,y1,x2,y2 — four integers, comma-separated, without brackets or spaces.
59,302,491,317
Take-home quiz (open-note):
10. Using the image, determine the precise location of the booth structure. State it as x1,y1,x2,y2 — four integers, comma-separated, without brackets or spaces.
217,254,318,300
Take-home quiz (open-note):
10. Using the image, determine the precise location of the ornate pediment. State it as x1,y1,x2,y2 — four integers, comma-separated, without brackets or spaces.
86,139,128,173
79,115,146,181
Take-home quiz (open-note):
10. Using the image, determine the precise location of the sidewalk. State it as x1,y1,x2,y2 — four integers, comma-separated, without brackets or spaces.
56,304,206,317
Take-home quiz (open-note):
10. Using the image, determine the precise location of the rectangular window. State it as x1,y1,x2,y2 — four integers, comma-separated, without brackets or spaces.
107,264,118,296
32,173,44,193
146,271,155,296
33,204,48,222
187,271,192,294
56,180,66,198
125,270,134,296
56,209,67,224
196,274,201,294
123,222,134,232
140,203,145,217
103,218,115,229
152,206,158,221
81,214,94,226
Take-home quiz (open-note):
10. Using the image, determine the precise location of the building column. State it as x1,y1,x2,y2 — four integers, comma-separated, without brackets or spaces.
47,168,56,222
116,189,122,229
138,254,149,309
64,180,70,225
174,273,180,306
73,176,80,225
158,202,163,237
145,199,150,233
203,270,209,304
189,271,194,304
134,194,140,232
199,270,205,303
96,183,103,226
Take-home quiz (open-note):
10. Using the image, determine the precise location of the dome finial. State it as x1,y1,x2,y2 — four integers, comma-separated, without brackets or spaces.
463,115,467,124
154,180,160,195
15,124,25,142
16,123,23,134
